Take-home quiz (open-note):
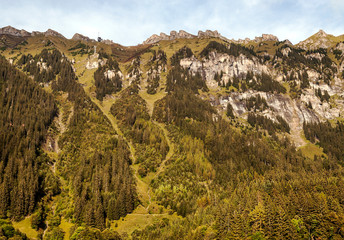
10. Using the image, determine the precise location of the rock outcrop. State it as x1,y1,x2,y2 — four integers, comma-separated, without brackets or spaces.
283,39,293,46
176,45,344,147
86,53,106,69
31,29,65,38
197,30,222,38
101,39,114,45
336,42,344,52
236,38,251,44
180,52,269,88
220,92,318,123
72,33,94,42
0,26,31,37
143,30,196,44
255,34,279,42
104,70,123,79
228,34,280,45
0,25,65,39
297,30,334,50
44,29,65,38
143,29,229,44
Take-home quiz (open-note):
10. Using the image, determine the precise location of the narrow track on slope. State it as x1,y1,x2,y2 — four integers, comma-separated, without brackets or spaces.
152,120,175,177
51,103,74,173
78,65,176,216
89,97,152,210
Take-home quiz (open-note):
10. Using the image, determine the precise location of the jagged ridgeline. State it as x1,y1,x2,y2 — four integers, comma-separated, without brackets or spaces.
1,25,344,239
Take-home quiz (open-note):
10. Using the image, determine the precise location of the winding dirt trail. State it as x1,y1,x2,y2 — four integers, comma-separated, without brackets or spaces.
89,97,153,209
152,121,175,177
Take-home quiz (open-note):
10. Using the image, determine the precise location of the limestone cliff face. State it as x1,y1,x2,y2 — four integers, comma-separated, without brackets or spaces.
104,70,123,79
180,52,270,88
177,49,344,146
126,58,142,85
219,91,318,124
86,53,106,69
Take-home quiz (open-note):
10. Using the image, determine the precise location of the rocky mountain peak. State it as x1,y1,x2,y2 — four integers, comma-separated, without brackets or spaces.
197,30,222,38
297,29,333,50
160,32,169,38
255,34,279,42
44,29,65,38
143,29,224,44
316,29,327,38
72,33,94,42
0,25,31,37
31,29,65,38
143,30,195,44
178,30,194,38
0,25,66,39
283,39,293,45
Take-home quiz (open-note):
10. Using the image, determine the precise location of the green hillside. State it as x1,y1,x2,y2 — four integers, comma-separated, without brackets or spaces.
1,30,344,240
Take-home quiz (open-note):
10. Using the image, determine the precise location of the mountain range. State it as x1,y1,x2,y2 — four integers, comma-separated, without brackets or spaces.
1,25,344,240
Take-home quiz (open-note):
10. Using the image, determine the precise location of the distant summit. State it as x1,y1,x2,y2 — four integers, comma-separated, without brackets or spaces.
0,26,31,37
143,30,225,44
143,30,283,45
72,33,94,42
0,26,65,38
297,29,343,50
256,34,279,42
33,29,65,38
143,30,195,44
1,26,344,50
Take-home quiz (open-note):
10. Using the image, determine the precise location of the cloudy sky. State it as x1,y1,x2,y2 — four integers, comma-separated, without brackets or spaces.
1,0,344,46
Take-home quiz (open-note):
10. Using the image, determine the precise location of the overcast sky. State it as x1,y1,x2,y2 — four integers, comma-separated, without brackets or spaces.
1,0,344,46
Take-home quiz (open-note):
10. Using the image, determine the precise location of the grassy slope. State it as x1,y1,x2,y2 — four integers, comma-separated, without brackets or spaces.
299,142,325,159
12,216,39,240
59,218,74,240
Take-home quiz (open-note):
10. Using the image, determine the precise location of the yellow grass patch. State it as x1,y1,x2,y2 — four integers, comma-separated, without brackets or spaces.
13,216,39,240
